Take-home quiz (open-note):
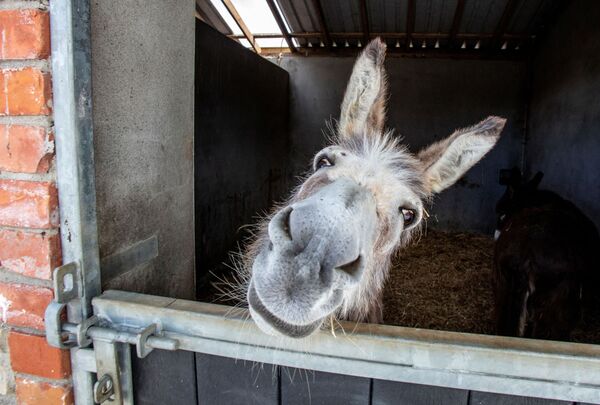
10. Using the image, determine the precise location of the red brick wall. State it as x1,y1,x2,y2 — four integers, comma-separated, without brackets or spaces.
0,3,73,404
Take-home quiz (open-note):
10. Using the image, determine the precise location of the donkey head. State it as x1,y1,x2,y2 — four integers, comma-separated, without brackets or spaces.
247,38,506,338
495,168,544,240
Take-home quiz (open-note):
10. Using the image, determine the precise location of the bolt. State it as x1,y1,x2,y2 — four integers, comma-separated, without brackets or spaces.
101,378,113,395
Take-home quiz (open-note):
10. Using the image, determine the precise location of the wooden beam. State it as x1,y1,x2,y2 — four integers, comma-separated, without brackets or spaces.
228,32,532,42
449,0,466,48
492,0,520,49
279,46,526,60
265,0,297,53
359,0,370,45
311,0,331,48
406,0,416,49
220,0,261,53
260,47,293,55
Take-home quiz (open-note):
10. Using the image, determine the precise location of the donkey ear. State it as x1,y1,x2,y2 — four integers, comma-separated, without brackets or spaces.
418,116,507,194
338,38,388,138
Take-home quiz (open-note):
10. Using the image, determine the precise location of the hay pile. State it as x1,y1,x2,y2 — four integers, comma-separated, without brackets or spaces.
383,229,600,344
383,230,496,335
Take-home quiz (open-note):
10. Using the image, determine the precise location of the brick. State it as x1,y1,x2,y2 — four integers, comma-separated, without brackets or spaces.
0,124,53,173
0,229,61,279
9,332,71,379
0,68,52,115
16,377,73,405
0,10,50,60
0,283,53,329
0,180,59,228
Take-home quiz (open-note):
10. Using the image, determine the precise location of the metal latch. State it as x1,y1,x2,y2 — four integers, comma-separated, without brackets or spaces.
45,261,180,404
45,261,179,356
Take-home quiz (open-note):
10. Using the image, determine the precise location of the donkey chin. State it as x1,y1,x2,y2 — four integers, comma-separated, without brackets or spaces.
248,178,377,338
247,281,343,338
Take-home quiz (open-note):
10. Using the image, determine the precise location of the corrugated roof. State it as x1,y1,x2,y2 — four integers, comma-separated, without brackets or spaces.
368,1,408,34
414,0,457,33
196,0,563,57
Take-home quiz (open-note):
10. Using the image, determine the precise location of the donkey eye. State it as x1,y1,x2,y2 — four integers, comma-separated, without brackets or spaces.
316,157,333,170
400,208,416,226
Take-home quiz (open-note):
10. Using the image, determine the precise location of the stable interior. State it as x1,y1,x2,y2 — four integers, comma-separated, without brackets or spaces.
193,1,600,344
91,1,600,345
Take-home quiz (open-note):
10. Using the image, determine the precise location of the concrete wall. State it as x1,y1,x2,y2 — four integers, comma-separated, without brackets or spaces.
527,0,600,228
91,2,196,299
0,326,14,404
276,56,527,232
195,22,290,295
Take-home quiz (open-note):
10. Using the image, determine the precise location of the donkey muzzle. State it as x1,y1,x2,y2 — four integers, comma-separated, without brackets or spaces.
249,178,377,336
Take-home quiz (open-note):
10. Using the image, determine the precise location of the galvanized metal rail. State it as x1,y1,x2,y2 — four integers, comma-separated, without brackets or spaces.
81,289,600,404
50,0,101,403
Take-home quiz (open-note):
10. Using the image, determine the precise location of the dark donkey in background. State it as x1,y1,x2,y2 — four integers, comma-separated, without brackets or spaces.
493,169,600,340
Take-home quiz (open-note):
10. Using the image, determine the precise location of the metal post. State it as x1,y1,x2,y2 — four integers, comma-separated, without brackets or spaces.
50,0,101,403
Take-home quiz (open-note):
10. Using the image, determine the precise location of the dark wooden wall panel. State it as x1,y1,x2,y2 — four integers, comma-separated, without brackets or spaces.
196,353,279,405
372,379,469,405
280,368,370,405
195,20,291,298
132,349,197,405
469,391,574,405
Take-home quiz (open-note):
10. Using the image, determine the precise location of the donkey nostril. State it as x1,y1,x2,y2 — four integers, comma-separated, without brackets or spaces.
335,255,364,281
268,206,294,245
283,208,292,240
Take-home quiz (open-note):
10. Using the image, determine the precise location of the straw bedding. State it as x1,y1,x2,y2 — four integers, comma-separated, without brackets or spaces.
383,230,496,335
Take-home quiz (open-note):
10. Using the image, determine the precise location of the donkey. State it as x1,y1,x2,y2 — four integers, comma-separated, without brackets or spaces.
243,38,506,338
493,169,600,340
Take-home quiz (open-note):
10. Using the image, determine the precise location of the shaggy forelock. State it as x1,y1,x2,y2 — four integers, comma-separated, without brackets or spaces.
336,130,427,200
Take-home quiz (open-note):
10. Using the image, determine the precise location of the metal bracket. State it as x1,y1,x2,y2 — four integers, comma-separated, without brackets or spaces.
135,323,157,358
53,261,81,303
45,262,83,349
93,340,123,404
101,235,158,284
45,302,75,349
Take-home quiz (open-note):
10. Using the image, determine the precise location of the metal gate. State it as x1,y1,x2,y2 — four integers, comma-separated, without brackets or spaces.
47,276,600,404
